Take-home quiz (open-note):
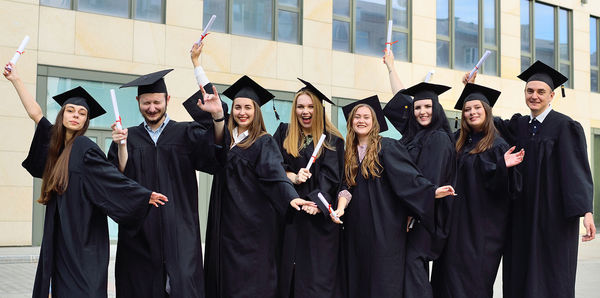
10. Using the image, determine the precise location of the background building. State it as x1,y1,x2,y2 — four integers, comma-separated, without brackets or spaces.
0,0,598,246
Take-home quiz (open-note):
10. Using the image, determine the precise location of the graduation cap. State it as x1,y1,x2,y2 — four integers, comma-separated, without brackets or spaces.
400,82,451,102
518,60,568,97
342,95,388,133
383,91,412,133
223,75,279,120
454,83,501,110
182,87,229,126
297,78,335,105
120,69,173,96
52,86,106,120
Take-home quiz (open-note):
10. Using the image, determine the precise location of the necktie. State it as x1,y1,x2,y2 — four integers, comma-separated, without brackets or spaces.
530,118,540,135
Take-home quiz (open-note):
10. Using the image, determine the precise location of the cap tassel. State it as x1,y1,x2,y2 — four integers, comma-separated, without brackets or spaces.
454,117,459,129
273,101,280,121
561,85,566,98
322,107,327,135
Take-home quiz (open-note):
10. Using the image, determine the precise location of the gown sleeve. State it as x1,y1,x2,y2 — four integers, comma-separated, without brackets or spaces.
493,114,522,145
81,142,153,226
381,139,437,232
417,132,455,186
256,136,300,215
22,117,53,178
557,120,594,218
272,123,294,172
186,121,230,174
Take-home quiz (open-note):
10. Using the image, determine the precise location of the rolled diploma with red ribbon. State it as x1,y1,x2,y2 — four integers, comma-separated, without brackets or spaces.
386,20,393,52
467,50,492,80
110,89,125,145
197,15,217,44
305,134,327,170
318,192,341,223
8,36,30,70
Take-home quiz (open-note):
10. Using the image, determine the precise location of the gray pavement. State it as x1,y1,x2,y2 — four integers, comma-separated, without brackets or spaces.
0,240,598,297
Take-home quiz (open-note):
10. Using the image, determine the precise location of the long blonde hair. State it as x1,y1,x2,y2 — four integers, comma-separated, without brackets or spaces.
228,98,267,149
283,90,342,157
344,104,383,187
39,105,90,204
455,100,497,154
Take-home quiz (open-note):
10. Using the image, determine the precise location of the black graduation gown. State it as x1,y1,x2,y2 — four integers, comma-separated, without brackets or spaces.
494,111,593,298
204,134,300,298
431,133,520,298
23,117,153,298
402,129,456,298
272,123,345,298
341,138,438,298
107,120,227,298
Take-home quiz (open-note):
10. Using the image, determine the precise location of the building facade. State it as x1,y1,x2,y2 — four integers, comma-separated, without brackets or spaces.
0,0,598,246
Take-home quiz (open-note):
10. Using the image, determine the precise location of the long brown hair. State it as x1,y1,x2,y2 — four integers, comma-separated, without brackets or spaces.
39,105,90,204
344,104,383,187
455,100,497,154
283,90,343,157
228,98,267,149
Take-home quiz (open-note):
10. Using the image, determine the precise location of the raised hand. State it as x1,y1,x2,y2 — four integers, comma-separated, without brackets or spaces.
383,49,395,69
190,41,204,67
3,62,18,81
504,146,525,168
197,85,224,119
111,122,128,145
462,71,477,85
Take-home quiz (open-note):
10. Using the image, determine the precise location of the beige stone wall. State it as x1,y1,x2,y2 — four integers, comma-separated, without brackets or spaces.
0,0,598,245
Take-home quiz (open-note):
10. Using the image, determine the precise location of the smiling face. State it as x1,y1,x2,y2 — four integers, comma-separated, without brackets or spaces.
232,97,255,131
524,80,554,117
295,94,314,132
352,106,374,138
62,104,88,132
413,99,433,127
137,92,169,125
463,100,486,131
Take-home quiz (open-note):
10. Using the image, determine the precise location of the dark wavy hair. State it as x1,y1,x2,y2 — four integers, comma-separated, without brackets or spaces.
400,98,452,145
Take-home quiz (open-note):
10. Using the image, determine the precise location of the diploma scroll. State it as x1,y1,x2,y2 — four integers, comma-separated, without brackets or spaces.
197,15,217,44
318,192,341,223
110,89,126,145
386,20,393,52
424,70,435,82
305,134,327,170
8,36,30,70
467,50,492,81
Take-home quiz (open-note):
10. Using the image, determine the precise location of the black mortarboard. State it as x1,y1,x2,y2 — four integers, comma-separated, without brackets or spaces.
342,95,388,133
400,82,451,102
52,86,106,120
454,83,501,110
518,60,568,91
182,87,229,126
383,91,412,133
120,69,173,96
297,78,335,105
222,75,274,106
223,75,280,120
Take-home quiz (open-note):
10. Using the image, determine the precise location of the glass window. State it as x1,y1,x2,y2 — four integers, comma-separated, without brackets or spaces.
41,0,164,23
203,0,301,44
454,0,478,70
40,0,71,9
134,0,163,23
203,0,227,32
232,0,273,40
521,1,573,87
436,0,498,75
333,20,351,52
333,0,411,62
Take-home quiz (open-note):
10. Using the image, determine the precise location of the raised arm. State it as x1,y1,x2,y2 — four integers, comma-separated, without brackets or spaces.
383,49,405,94
3,63,43,124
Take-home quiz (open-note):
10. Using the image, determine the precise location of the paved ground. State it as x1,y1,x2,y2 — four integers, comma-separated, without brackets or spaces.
0,239,598,297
